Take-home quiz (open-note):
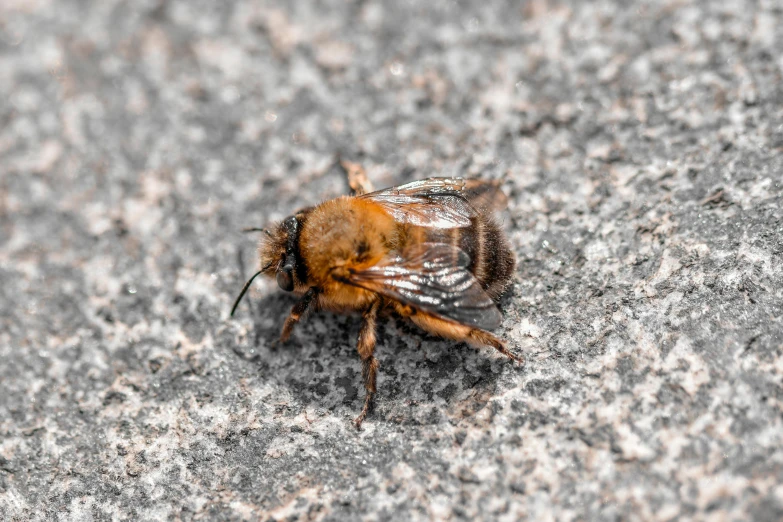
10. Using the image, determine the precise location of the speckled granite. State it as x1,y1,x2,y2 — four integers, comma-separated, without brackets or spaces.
1,1,782,520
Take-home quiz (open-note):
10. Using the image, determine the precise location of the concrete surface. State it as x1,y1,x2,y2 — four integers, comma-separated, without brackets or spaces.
1,0,782,520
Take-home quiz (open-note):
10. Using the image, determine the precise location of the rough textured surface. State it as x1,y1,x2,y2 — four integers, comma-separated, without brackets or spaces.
2,0,782,520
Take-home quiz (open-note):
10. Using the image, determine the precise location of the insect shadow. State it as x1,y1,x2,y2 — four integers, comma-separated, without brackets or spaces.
230,292,513,426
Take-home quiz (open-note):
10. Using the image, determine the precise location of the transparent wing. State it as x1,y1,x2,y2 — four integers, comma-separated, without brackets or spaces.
360,177,506,228
342,243,503,330
459,178,508,212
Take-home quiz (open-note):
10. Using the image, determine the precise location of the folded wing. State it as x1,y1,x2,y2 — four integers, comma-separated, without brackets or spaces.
342,243,503,330
360,177,507,229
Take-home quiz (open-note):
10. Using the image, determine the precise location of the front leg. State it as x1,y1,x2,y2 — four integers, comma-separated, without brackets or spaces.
280,287,320,343
354,297,382,428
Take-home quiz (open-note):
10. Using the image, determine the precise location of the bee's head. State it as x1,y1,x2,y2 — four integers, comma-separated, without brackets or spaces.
258,214,306,292
231,211,309,317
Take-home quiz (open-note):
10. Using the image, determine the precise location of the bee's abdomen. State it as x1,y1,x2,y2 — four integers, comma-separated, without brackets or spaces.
465,216,515,299
425,216,515,300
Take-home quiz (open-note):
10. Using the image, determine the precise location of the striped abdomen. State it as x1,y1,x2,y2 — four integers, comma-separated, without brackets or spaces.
418,215,515,300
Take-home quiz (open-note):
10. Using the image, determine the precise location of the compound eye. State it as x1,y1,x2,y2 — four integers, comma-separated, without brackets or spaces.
276,266,294,292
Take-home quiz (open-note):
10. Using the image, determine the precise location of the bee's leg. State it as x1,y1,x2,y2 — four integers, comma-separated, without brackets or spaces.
467,329,524,365
354,298,382,428
340,158,374,195
407,311,524,364
279,287,320,343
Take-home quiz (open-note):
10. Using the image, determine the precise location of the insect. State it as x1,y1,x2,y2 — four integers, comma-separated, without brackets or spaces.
231,176,521,427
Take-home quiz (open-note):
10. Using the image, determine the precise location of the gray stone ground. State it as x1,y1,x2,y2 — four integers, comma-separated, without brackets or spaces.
1,0,782,520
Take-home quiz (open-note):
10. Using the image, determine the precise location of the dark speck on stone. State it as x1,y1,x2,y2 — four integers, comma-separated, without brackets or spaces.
2,0,783,520
334,375,358,404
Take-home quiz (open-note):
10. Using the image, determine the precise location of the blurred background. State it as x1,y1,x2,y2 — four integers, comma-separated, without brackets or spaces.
1,1,782,520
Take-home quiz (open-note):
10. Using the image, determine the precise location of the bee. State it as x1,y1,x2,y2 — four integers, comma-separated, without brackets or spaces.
231,177,521,427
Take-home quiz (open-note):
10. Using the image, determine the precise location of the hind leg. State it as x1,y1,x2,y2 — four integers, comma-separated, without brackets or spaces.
408,312,523,364
466,328,523,363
